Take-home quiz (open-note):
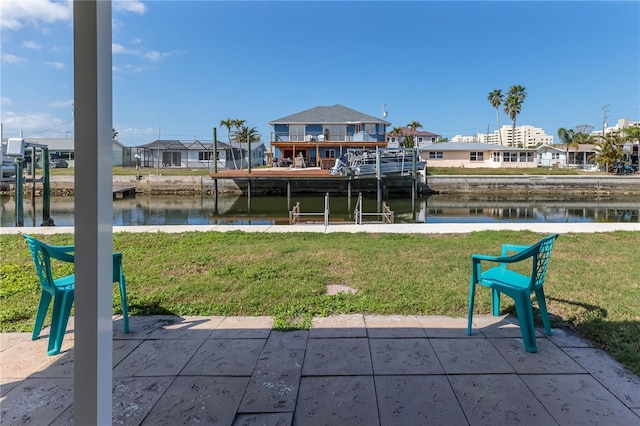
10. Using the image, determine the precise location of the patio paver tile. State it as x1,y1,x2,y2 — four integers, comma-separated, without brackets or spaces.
238,348,305,413
417,315,478,338
430,338,515,374
144,316,225,340
449,374,555,426
113,339,203,377
141,376,248,425
522,374,640,426
369,338,443,375
181,339,265,376
563,347,640,409
302,338,372,376
375,375,467,426
294,376,378,426
491,337,586,374
0,378,73,426
233,413,294,426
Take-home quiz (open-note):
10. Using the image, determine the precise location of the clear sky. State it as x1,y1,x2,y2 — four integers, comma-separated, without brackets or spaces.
1,0,639,147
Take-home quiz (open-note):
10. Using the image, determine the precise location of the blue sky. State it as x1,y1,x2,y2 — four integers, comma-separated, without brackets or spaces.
1,0,639,147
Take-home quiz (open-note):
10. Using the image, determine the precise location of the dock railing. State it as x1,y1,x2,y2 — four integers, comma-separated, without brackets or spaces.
354,193,394,225
289,193,330,225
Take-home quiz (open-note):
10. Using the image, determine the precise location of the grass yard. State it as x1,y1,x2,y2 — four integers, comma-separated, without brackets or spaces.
1,231,638,375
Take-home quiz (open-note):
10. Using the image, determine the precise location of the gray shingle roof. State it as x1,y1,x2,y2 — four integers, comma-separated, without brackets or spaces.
268,104,391,126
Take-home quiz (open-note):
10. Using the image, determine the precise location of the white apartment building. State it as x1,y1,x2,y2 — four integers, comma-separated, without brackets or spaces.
590,118,640,137
452,125,553,147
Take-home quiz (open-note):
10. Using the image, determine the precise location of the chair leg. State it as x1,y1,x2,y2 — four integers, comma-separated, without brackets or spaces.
535,287,552,336
514,293,537,353
467,279,476,336
119,275,130,333
32,291,52,340
491,289,501,316
48,292,74,356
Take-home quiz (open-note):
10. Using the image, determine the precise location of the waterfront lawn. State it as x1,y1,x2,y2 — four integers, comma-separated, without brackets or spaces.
1,231,638,375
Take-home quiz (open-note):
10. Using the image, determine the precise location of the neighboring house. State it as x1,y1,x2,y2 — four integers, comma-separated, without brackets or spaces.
386,127,440,150
537,145,567,168
133,139,266,170
420,142,538,168
268,104,391,168
538,144,598,170
0,137,124,167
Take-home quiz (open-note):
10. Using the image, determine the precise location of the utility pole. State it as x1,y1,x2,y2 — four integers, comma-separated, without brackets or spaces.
602,104,608,137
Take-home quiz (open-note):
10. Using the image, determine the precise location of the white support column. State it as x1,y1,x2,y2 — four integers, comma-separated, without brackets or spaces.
73,1,113,424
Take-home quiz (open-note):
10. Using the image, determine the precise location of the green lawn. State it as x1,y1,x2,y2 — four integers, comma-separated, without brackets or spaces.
1,231,638,375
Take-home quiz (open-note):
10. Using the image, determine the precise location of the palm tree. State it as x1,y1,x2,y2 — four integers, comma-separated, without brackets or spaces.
231,125,260,169
220,118,237,169
557,127,575,167
406,121,423,149
487,89,504,145
233,119,247,169
503,85,527,147
407,121,423,135
572,132,594,167
593,133,625,173
390,127,403,147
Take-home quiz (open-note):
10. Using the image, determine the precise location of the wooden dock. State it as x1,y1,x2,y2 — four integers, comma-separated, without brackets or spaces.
113,185,136,199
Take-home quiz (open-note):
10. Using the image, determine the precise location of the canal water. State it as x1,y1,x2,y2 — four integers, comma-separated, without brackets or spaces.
2,193,639,227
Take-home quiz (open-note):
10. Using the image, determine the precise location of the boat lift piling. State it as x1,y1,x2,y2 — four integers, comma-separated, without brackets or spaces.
6,138,52,226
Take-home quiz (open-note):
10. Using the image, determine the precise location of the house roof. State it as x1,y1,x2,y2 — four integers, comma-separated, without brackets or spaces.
421,142,537,152
388,127,440,138
268,104,391,126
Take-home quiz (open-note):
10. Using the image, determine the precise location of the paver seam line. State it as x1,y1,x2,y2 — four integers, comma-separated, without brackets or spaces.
558,346,640,411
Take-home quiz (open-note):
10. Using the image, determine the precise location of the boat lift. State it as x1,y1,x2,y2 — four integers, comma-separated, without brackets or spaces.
5,138,53,226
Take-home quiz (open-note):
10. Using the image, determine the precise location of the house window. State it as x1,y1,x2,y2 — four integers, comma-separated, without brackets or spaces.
520,152,534,162
551,153,560,160
324,125,345,141
290,125,305,142
364,124,375,135
199,151,213,161
470,152,484,161
417,137,423,143
493,152,501,162
429,152,443,159
162,152,181,167
325,149,336,158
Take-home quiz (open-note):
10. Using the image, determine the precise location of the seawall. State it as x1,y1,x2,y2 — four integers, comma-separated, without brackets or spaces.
2,174,640,196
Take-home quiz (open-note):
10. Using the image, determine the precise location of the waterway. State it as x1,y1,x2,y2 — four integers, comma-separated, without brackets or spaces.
2,193,639,227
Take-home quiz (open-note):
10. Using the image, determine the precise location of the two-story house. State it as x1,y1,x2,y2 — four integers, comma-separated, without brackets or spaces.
386,127,440,150
268,104,391,168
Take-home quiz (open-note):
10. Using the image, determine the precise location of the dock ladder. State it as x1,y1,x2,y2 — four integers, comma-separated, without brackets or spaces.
289,192,330,225
353,193,394,224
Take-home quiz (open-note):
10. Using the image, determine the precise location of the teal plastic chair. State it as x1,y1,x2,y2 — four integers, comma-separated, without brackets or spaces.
22,234,130,356
467,234,559,353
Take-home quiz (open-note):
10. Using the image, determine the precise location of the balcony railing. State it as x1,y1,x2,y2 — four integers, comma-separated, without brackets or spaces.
271,131,384,143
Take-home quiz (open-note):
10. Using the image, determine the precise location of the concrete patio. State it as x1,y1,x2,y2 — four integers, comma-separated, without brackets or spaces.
1,313,639,425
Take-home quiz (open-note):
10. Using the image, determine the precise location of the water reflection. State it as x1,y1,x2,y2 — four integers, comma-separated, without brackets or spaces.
1,193,639,227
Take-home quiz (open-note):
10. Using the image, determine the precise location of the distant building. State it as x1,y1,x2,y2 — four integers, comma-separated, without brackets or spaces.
385,127,440,150
269,104,390,168
0,137,124,167
420,142,538,168
453,125,554,147
132,140,266,170
591,118,640,137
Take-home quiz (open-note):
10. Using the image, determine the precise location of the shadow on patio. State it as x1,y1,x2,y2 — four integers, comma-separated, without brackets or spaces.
1,314,639,425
